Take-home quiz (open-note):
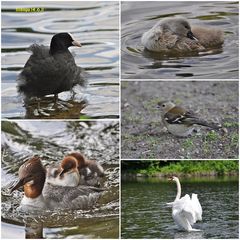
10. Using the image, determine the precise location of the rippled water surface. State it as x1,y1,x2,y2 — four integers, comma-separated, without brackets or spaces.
121,1,239,79
121,176,239,239
2,1,119,119
1,121,119,239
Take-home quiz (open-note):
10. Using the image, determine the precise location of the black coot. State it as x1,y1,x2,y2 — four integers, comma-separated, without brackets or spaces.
17,32,85,102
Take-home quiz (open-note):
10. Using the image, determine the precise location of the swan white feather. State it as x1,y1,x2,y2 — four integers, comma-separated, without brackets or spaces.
168,176,202,232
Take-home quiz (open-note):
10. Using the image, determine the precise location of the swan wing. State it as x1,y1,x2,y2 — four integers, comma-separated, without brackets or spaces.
172,194,196,230
181,195,196,224
191,193,202,221
172,210,193,231
166,201,174,207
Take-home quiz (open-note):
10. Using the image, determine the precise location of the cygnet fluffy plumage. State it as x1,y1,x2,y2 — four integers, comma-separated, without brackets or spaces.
141,17,224,52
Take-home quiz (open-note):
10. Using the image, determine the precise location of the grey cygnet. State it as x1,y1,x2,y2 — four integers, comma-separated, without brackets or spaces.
141,17,224,52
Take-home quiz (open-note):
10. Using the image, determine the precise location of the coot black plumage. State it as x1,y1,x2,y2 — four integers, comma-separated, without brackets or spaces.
17,32,85,102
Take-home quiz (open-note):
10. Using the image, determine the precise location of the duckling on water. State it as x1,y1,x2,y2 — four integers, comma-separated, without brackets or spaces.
141,17,224,53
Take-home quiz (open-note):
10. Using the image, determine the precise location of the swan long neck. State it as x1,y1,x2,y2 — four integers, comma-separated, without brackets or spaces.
175,178,181,200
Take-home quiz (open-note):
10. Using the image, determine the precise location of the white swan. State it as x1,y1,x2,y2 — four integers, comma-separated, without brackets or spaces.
168,176,202,232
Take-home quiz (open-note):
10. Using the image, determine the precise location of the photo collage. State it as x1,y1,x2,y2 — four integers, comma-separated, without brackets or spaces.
1,1,239,239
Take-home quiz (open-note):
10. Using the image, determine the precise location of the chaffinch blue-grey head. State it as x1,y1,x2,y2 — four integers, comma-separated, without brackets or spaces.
157,100,221,137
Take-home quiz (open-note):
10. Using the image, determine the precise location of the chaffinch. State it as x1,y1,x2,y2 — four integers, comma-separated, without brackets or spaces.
157,100,221,137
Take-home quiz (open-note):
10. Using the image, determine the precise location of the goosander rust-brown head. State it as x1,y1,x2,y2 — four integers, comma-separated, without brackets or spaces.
10,156,46,199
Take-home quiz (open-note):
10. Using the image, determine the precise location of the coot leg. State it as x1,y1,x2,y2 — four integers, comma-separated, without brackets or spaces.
70,89,76,100
53,94,58,104
37,99,41,110
23,97,41,108
51,93,70,109
58,100,74,108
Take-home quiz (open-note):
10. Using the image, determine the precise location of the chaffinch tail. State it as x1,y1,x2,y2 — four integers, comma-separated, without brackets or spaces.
157,100,221,137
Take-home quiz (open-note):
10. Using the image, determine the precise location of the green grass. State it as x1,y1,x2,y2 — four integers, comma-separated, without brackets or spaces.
122,134,143,143
182,139,194,149
230,133,239,147
79,115,91,120
135,160,238,176
123,110,143,124
161,161,238,175
205,131,219,141
223,121,239,128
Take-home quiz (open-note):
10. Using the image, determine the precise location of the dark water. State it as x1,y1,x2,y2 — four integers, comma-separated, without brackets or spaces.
121,1,239,79
1,1,119,119
121,177,239,239
1,121,119,239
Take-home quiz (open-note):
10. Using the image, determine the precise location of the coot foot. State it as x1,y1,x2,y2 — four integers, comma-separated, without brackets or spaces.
34,108,51,117
58,100,74,108
53,94,58,103
51,98,73,110
25,97,71,117
70,89,77,101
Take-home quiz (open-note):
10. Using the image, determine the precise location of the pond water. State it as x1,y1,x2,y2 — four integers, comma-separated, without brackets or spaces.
121,1,239,79
1,121,119,239
121,176,239,239
1,1,119,119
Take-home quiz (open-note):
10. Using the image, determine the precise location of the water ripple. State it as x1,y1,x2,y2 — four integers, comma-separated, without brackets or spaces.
121,1,239,79
2,1,119,119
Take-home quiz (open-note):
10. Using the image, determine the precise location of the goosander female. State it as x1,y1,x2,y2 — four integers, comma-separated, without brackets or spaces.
10,156,103,211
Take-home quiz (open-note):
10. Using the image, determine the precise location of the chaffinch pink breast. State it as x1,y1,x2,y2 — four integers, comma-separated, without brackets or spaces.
157,101,221,137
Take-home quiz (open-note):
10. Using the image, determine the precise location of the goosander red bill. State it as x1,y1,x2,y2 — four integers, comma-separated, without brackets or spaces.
10,157,103,212
68,152,105,178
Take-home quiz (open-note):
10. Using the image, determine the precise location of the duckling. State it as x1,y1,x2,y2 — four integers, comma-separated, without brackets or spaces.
141,17,223,53
192,25,224,48
46,155,101,187
68,152,105,179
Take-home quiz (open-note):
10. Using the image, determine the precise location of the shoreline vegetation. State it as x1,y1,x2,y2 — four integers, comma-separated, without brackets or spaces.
122,160,239,178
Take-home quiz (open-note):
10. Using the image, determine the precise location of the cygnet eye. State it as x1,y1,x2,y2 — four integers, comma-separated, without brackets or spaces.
162,104,166,108
184,25,189,29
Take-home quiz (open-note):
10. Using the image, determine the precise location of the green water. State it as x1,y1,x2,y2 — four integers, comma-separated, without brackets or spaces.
121,176,239,239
